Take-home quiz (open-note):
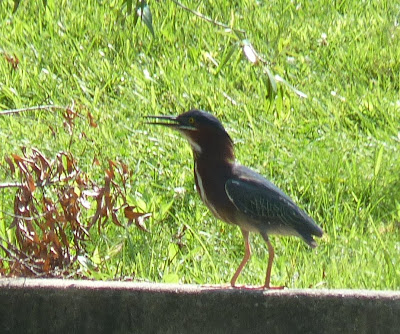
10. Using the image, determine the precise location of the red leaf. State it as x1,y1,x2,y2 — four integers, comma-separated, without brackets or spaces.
112,211,122,226
124,206,151,232
120,162,129,176
27,174,36,192
124,205,140,220
4,156,15,174
66,155,74,174
87,112,98,128
134,213,151,232
11,153,24,164
4,53,19,70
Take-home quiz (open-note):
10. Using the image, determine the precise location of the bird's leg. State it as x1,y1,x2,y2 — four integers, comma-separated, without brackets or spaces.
264,239,276,289
230,229,251,287
262,234,285,290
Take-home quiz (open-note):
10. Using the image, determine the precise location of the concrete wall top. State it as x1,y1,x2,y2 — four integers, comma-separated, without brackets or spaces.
1,278,399,334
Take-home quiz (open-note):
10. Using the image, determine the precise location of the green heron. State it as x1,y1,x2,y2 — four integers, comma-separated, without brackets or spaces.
146,109,323,289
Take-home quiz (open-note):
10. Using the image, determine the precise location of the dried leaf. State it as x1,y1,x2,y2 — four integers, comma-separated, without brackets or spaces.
90,188,105,227
112,211,122,226
27,174,36,192
43,257,51,273
4,156,15,174
30,161,43,182
124,205,140,220
134,213,151,232
124,206,151,232
105,192,113,211
4,53,19,70
120,162,129,176
2,147,144,278
107,160,116,179
48,230,61,249
66,155,74,174
87,112,98,128
11,153,24,164
56,154,65,177
242,40,259,64
64,107,76,120
82,188,101,198
32,148,51,170
80,197,91,209
48,125,57,137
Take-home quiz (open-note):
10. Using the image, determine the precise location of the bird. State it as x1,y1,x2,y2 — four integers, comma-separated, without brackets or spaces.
146,109,323,289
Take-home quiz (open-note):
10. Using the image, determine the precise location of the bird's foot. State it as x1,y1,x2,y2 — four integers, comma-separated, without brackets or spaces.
263,285,285,290
201,283,231,289
201,283,286,290
231,284,266,290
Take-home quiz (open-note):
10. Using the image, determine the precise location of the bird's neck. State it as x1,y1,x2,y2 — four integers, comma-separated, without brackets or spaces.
181,129,235,164
193,139,235,165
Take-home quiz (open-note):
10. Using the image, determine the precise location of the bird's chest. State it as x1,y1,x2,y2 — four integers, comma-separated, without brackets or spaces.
193,161,235,223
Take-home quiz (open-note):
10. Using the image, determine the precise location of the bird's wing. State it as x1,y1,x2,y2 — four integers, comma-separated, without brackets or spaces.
225,178,302,226
225,165,323,244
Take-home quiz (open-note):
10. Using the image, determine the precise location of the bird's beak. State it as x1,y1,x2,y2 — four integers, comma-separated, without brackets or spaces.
144,115,180,128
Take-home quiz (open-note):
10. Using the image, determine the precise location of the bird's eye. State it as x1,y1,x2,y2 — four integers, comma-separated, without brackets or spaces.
188,117,195,124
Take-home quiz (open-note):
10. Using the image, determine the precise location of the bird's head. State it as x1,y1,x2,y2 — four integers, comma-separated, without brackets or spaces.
146,109,234,161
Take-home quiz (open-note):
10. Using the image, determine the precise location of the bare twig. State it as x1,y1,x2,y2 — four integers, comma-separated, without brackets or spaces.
1,210,55,221
0,101,85,118
171,0,246,35
0,171,79,190
0,105,68,115
0,182,24,189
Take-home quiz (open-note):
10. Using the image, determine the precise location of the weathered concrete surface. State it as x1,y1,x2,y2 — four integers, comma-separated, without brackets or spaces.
0,278,399,334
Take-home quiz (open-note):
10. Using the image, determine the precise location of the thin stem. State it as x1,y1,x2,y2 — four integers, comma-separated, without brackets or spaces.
0,171,78,190
171,0,246,35
0,105,68,115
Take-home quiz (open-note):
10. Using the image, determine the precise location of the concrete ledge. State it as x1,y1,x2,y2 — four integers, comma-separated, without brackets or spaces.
1,278,399,333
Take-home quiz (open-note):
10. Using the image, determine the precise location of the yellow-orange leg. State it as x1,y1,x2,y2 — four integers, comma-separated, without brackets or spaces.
262,234,284,290
230,229,251,287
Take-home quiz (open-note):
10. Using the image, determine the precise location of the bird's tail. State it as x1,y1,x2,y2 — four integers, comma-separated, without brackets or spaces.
299,217,324,248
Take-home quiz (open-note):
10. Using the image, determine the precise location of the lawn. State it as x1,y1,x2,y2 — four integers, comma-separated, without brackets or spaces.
0,0,399,289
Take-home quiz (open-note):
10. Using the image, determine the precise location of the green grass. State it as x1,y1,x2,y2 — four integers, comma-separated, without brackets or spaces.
1,0,399,289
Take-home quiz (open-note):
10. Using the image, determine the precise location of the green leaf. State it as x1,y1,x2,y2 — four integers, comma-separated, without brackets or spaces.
126,0,133,15
374,146,384,177
16,0,48,11
168,243,179,262
264,66,278,101
13,0,21,13
215,42,239,75
160,199,174,218
91,246,101,265
138,3,155,37
274,74,308,99
133,9,139,26
135,197,147,212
